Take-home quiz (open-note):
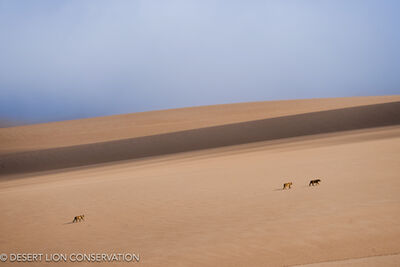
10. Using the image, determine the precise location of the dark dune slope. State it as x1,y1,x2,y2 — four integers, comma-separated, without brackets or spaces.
1,102,399,176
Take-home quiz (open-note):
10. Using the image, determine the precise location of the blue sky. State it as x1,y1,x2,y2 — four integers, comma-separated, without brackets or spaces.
1,0,399,124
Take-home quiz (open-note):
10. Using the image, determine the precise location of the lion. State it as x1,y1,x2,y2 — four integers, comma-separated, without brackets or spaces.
283,182,292,190
73,215,85,223
309,179,321,186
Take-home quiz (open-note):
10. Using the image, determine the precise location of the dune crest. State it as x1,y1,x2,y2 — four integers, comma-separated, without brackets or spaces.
1,95,399,154
1,100,399,176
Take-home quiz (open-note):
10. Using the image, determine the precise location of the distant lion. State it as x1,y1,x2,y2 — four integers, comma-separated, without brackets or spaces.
73,215,85,223
283,182,292,190
309,179,321,186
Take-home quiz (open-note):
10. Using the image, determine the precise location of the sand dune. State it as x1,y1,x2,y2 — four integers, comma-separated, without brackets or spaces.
1,101,400,176
0,96,399,266
1,95,399,155
0,119,21,128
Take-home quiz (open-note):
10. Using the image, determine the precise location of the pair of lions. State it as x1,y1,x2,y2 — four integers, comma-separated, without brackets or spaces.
73,214,85,223
283,179,322,189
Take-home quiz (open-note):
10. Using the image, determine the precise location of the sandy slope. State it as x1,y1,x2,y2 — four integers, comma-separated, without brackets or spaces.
0,96,400,266
1,99,400,176
1,95,400,154
295,254,400,267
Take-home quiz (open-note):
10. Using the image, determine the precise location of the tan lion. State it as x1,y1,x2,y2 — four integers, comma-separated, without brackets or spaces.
73,214,85,223
283,182,292,190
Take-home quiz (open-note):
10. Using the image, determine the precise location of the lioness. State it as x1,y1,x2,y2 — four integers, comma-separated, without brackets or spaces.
73,215,85,223
283,182,292,189
309,179,321,186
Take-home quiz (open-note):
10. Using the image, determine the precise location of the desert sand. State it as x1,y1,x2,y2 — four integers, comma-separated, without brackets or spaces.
0,96,400,266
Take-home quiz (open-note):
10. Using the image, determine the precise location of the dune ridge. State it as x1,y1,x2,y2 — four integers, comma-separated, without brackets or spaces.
1,95,399,154
1,101,399,176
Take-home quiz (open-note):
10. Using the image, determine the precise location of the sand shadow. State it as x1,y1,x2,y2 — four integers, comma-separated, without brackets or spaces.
64,221,86,225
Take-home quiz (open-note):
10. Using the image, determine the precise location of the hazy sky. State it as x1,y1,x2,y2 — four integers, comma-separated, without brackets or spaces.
1,0,399,124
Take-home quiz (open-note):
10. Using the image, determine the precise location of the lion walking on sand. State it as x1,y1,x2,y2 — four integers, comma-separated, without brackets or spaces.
73,214,85,223
309,179,321,186
283,182,292,190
